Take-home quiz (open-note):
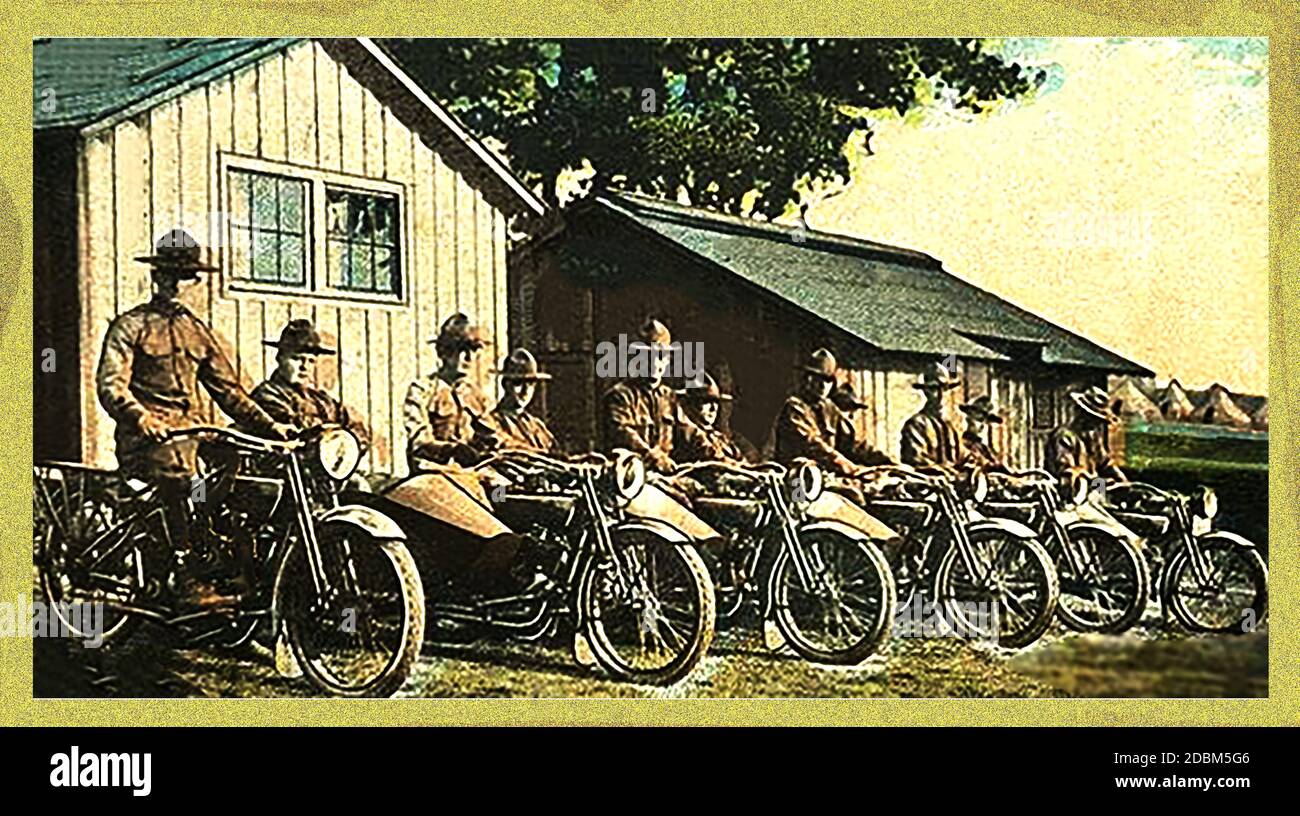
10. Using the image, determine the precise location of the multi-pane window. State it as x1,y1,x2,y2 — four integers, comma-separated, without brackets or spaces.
228,169,308,286
326,188,401,295
223,156,405,301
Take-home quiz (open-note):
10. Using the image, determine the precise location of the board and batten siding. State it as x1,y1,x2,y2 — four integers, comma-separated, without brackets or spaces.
76,40,510,476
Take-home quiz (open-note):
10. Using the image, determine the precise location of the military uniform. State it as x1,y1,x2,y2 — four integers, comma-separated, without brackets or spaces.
773,394,888,475
403,374,492,468
900,412,961,468
252,378,370,450
602,380,680,470
960,431,1005,470
1047,427,1126,482
96,297,279,479
490,405,558,454
675,421,746,464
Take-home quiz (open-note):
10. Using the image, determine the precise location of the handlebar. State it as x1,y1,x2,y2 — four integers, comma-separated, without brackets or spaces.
165,425,303,453
665,460,785,481
474,448,609,475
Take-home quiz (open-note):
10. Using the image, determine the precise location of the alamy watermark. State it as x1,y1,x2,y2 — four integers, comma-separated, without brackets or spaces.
0,597,105,648
594,334,704,380
893,593,1001,645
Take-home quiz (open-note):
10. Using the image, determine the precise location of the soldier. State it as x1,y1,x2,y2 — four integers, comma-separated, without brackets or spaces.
488,348,559,454
675,372,748,464
1048,386,1128,484
899,362,962,470
601,318,682,473
957,395,1010,473
772,348,892,476
252,318,371,488
403,313,498,470
96,229,292,607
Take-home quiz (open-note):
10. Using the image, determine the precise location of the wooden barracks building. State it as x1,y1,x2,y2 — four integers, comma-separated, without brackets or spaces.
34,37,546,475
511,192,1152,470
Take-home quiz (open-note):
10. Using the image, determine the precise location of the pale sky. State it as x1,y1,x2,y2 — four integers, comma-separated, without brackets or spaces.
810,37,1268,395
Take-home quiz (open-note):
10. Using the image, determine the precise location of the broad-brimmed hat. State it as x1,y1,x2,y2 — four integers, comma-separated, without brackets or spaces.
628,317,672,350
959,394,1003,424
796,348,837,381
1070,386,1119,424
831,383,869,412
432,313,489,354
134,228,218,279
914,361,962,391
496,348,552,381
264,319,335,356
676,372,732,403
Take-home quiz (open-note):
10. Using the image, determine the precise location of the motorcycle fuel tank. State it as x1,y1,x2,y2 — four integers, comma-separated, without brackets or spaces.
625,483,722,542
806,490,901,543
382,471,513,540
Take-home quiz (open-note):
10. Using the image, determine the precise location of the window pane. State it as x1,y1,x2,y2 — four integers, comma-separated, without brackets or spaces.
252,230,279,281
279,178,305,231
230,226,252,280
229,172,251,227
326,189,348,237
374,247,392,291
375,198,396,246
350,196,370,241
281,235,305,285
327,239,348,288
351,242,373,290
252,175,278,229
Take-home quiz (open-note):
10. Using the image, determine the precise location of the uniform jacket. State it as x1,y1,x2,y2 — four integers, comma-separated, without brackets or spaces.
674,419,747,464
602,380,679,469
773,394,890,475
1047,426,1127,482
959,431,1007,471
95,297,277,479
251,373,370,453
900,411,960,468
489,404,558,454
403,372,491,468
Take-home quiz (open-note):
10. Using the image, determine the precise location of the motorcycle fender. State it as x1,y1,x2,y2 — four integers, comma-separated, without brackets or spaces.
624,483,721,542
968,515,1038,542
317,504,406,541
1198,529,1260,552
612,518,692,546
804,491,900,544
380,472,513,539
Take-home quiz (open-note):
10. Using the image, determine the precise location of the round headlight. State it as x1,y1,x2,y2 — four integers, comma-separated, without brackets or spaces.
966,468,989,503
610,451,646,503
790,460,823,505
1193,485,1218,520
318,428,361,481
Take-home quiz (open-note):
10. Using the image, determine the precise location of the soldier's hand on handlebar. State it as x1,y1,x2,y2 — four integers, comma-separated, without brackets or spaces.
268,422,296,441
137,413,169,442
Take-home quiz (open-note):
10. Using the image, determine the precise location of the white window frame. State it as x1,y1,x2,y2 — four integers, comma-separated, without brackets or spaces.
219,152,410,307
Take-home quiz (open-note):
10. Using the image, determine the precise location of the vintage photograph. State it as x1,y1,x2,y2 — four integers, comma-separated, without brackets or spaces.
29,36,1268,698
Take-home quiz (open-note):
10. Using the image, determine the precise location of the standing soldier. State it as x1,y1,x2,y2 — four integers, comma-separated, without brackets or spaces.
957,395,1010,473
489,348,559,454
601,318,682,473
96,229,292,607
900,361,962,470
675,372,749,464
1048,386,1128,484
403,313,498,470
772,348,892,476
251,318,371,488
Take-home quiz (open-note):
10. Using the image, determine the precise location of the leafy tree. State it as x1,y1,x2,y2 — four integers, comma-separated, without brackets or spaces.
381,38,1042,218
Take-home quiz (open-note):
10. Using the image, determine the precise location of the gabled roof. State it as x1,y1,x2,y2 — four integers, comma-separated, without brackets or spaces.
33,37,546,217
1111,377,1164,421
588,192,1150,375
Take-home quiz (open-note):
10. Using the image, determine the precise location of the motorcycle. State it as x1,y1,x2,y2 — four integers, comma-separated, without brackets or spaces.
665,459,898,665
372,449,716,686
33,424,425,698
1102,481,1267,634
852,465,1059,649
981,469,1149,634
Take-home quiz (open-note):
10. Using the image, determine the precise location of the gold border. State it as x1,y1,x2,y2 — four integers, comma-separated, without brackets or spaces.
3,4,1294,726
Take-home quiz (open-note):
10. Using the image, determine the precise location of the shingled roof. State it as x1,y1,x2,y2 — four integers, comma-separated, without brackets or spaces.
590,192,1150,375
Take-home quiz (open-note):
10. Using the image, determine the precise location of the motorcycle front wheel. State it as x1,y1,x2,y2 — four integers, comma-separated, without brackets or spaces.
1055,527,1150,634
1166,535,1267,634
279,523,425,697
578,527,715,686
935,530,1059,649
769,529,895,665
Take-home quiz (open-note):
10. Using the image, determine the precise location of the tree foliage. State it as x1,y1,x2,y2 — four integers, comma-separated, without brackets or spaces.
381,38,1042,218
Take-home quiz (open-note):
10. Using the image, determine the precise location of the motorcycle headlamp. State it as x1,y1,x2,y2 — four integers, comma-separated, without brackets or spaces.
788,460,823,505
1192,485,1218,521
608,450,646,503
317,428,362,482
965,469,989,504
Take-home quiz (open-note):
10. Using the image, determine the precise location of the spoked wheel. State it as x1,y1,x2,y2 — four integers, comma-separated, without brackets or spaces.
579,526,715,686
1166,534,1267,634
769,529,895,665
1055,527,1150,634
278,522,424,697
935,530,1058,649
34,466,146,643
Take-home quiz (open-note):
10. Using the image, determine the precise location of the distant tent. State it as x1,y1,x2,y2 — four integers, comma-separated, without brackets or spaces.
1160,379,1196,421
1198,384,1253,428
1252,401,1269,431
1111,377,1163,422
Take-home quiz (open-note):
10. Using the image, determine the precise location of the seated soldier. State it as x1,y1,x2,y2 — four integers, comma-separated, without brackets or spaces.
601,318,683,473
403,313,498,470
899,361,962,472
675,372,749,465
957,395,1010,473
252,319,371,490
1048,386,1128,484
489,348,559,454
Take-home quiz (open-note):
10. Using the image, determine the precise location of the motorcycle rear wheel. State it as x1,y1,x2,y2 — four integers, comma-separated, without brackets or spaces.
579,529,715,686
1055,528,1150,634
769,530,895,665
935,531,1058,649
1166,536,1267,634
280,524,425,698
